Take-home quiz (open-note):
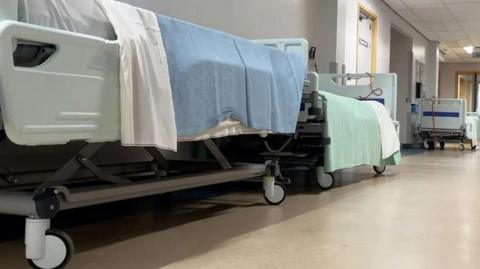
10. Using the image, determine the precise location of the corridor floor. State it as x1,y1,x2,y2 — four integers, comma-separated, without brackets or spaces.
1,149,479,268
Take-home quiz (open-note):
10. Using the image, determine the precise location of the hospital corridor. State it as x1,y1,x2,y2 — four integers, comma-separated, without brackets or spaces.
0,0,480,268
1,149,479,269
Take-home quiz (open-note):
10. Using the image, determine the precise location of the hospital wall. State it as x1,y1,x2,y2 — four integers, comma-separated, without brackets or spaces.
124,0,441,89
337,0,439,98
390,28,413,144
122,0,339,73
439,63,480,99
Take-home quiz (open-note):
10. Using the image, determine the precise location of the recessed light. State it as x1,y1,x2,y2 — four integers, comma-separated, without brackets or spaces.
464,45,474,54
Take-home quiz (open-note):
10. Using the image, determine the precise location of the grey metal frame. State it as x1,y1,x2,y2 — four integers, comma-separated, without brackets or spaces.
0,140,272,219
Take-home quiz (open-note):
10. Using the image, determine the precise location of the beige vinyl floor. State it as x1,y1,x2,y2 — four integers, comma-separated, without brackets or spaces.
1,148,480,269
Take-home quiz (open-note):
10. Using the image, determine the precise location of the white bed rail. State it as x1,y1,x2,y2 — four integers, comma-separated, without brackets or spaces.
418,98,465,132
316,73,398,121
253,38,314,123
0,20,310,145
0,21,121,145
253,38,309,64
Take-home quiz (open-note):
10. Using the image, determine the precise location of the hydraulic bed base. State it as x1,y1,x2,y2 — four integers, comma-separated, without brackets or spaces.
0,139,286,269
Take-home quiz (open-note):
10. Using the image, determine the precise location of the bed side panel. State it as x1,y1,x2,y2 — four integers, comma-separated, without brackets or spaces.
0,21,120,145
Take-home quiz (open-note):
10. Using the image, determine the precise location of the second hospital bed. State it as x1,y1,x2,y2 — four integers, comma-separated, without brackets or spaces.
0,1,309,268
224,72,401,190
418,98,480,151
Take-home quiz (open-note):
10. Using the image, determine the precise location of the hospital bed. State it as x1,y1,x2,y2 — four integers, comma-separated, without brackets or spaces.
224,72,400,190
417,98,478,151
0,1,309,268
276,73,399,189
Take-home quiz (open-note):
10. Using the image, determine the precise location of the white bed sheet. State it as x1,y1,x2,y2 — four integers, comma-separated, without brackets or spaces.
365,101,401,159
18,0,116,40
179,120,269,142
466,115,480,147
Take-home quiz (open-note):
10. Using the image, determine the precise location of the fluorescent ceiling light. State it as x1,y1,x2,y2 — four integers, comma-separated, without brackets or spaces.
464,45,474,54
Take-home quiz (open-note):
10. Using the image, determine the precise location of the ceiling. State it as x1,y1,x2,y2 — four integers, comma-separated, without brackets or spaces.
383,0,480,63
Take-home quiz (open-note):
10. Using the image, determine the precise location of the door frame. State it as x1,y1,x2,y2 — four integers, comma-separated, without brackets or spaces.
358,4,378,73
455,71,479,111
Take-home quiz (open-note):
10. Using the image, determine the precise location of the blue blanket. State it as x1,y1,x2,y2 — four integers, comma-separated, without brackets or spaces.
157,15,306,136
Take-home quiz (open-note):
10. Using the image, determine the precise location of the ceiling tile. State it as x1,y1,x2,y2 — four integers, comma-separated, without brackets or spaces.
439,44,451,50
443,53,461,62
402,0,445,8
422,31,440,41
448,3,480,20
442,40,460,47
444,0,480,3
442,21,463,31
396,8,422,22
459,20,480,31
383,0,408,10
413,7,455,21
386,0,480,62
436,31,468,41
425,21,445,31
466,30,480,42
412,21,431,31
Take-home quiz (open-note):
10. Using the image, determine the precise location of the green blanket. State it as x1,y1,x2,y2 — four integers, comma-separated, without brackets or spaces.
321,92,401,173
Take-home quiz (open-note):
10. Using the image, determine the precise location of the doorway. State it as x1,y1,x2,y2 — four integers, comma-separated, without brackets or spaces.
389,26,414,145
357,6,377,75
456,72,479,112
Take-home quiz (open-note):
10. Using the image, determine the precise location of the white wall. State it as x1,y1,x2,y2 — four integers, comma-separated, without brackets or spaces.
425,42,440,97
337,0,439,97
439,63,480,99
123,0,440,88
390,27,412,144
122,0,339,73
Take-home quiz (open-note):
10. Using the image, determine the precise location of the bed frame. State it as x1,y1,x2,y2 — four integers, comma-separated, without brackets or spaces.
417,98,469,151
0,2,307,268
299,73,398,188
233,68,399,191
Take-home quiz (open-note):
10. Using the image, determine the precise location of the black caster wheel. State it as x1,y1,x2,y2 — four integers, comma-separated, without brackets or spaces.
263,182,286,205
459,143,465,151
27,229,74,269
374,165,386,175
423,141,435,150
422,141,428,150
316,173,335,190
440,142,445,150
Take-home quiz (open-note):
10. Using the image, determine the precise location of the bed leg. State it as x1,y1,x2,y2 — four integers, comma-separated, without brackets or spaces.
25,218,51,260
262,161,286,205
25,217,74,269
263,176,275,198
